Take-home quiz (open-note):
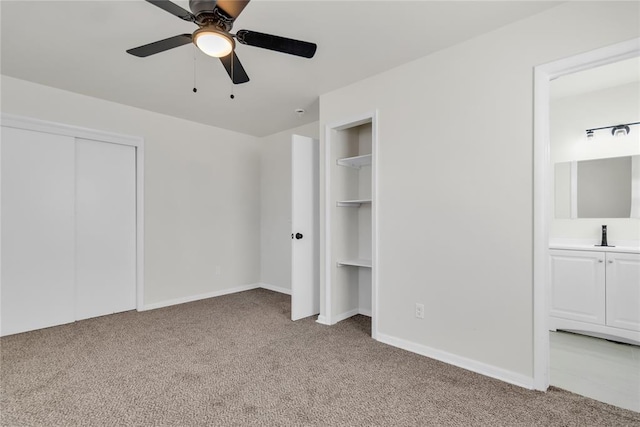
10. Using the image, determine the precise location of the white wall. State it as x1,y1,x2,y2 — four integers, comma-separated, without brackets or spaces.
550,82,640,242
319,1,640,382
1,76,262,307
259,122,318,292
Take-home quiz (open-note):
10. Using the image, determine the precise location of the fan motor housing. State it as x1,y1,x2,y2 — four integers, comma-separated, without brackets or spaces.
189,0,215,15
189,0,233,30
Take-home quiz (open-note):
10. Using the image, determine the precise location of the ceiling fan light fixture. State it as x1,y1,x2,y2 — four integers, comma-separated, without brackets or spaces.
193,28,233,57
128,0,318,85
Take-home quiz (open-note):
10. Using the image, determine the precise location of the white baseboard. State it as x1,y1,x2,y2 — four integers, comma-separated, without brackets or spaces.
316,315,330,325
140,283,260,311
140,282,292,312
333,308,360,325
333,308,360,324
376,332,535,390
258,282,292,295
318,308,371,325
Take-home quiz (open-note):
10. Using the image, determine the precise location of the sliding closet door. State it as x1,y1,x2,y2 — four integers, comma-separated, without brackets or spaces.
75,139,136,320
1,127,76,335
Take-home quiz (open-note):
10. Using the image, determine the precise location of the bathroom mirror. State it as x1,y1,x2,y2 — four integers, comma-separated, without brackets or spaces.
554,155,640,219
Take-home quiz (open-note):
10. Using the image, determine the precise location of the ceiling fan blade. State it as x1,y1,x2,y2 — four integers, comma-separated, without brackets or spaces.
215,0,251,20
235,30,316,58
127,34,193,57
219,52,250,84
145,0,195,22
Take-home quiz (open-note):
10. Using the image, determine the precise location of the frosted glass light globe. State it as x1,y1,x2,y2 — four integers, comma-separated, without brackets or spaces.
194,30,233,57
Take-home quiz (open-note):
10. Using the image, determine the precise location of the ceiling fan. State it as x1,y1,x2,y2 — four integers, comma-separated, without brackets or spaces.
127,0,317,84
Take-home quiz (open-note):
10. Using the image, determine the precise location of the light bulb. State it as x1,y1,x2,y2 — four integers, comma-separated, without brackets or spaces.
611,125,630,138
194,29,233,57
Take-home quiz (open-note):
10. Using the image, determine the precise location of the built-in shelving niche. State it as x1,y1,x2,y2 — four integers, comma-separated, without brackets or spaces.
330,121,373,326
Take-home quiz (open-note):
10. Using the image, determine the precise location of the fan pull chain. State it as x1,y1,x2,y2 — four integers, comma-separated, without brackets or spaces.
192,46,198,93
230,50,235,99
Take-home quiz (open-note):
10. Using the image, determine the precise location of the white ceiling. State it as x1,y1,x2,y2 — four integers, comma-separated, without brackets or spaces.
1,1,561,137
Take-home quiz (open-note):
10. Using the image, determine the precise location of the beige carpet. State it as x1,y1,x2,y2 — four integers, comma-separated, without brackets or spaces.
1,288,639,426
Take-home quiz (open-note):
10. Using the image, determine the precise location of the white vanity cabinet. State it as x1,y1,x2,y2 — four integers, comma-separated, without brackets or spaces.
549,250,605,325
605,252,640,332
549,248,640,344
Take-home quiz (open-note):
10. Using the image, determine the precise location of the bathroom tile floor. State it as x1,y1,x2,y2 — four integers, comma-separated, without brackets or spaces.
550,331,640,412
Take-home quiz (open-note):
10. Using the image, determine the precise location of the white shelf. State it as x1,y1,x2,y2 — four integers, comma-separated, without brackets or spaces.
337,154,372,169
337,259,372,268
336,199,372,207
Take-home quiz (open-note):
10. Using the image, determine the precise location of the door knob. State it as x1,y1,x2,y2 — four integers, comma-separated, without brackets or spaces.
295,233,303,240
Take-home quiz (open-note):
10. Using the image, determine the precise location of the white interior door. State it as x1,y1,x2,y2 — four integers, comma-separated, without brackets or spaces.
75,139,136,320
1,127,76,335
291,135,319,321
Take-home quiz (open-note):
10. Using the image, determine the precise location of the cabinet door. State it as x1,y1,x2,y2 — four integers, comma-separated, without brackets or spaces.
605,252,640,331
549,250,605,325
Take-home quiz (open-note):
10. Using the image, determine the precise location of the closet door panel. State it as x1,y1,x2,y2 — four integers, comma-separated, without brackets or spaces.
75,139,136,320
1,127,76,336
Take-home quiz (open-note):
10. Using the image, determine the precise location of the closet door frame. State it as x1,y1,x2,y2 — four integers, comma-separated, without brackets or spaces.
1,113,145,311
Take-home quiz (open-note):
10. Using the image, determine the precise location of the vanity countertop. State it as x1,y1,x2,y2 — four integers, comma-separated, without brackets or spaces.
549,239,640,254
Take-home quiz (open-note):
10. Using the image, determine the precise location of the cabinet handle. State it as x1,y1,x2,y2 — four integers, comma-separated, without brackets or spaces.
608,260,614,264
598,259,604,263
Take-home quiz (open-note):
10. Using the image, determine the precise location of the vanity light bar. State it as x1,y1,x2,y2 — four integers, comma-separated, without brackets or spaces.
585,121,639,139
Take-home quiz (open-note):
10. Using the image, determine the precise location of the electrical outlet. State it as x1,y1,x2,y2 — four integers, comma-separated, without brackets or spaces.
415,303,425,319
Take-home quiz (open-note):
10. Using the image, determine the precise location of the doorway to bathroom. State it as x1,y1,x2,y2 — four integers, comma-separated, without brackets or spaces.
533,38,640,411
